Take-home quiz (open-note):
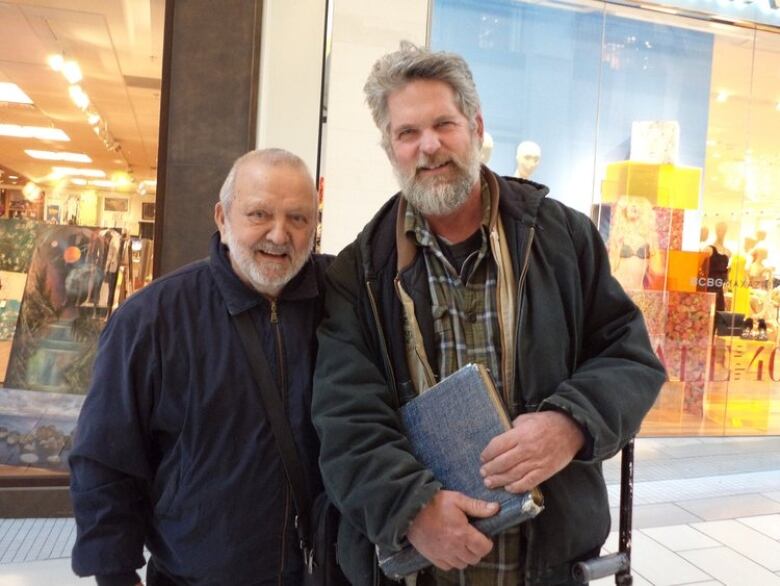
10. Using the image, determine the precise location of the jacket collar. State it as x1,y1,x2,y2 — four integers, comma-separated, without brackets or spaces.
208,231,320,315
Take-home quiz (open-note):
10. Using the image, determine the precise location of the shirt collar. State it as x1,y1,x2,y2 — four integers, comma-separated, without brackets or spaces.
208,231,320,315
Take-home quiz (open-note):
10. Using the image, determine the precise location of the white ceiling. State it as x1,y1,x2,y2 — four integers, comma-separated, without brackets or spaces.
0,0,164,192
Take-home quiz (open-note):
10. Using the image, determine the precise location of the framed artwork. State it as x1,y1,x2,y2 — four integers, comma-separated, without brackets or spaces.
141,202,156,221
45,204,61,223
103,197,129,213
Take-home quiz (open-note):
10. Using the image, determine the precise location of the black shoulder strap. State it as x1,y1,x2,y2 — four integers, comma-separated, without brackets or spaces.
232,310,313,548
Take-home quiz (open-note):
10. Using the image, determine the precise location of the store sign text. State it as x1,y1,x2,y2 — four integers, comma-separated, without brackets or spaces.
654,343,780,383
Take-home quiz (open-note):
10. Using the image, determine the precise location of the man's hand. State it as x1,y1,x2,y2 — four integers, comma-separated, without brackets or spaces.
480,410,585,493
406,490,499,571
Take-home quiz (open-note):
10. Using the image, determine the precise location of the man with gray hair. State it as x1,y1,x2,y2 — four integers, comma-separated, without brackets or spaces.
313,43,664,585
70,149,331,585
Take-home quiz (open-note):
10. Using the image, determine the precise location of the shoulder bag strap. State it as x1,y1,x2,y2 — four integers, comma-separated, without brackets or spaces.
232,310,314,550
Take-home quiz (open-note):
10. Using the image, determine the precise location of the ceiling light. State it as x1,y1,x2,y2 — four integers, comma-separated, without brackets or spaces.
716,91,729,103
111,171,133,187
47,54,64,71
87,112,101,126
89,179,114,188
62,60,82,84
25,149,92,163
52,166,106,178
0,82,33,104
70,178,88,186
22,182,42,201
0,124,70,141
68,85,89,110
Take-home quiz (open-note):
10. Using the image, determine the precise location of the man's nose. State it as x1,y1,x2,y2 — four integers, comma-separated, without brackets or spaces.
419,129,441,156
266,220,289,245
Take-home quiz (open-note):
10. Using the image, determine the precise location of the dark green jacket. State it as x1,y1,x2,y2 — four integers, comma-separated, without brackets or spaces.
313,170,666,585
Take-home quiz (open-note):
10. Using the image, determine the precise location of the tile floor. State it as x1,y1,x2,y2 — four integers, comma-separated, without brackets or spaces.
1,436,779,585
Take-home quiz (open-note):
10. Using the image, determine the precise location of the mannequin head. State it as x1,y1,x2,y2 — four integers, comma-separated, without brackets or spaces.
714,221,727,242
755,229,767,243
699,226,709,243
744,236,757,253
752,247,768,264
480,131,494,164
515,140,541,179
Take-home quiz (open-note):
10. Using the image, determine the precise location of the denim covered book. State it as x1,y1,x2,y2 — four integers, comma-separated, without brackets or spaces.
378,363,544,579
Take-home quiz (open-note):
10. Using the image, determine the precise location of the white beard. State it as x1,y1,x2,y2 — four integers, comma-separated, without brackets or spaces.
222,222,313,296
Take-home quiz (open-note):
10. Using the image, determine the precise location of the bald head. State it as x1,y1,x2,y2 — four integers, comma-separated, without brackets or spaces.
219,148,316,214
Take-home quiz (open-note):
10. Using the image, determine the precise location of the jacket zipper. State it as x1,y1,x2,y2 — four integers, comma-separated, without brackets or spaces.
365,280,399,408
512,225,536,413
270,299,291,585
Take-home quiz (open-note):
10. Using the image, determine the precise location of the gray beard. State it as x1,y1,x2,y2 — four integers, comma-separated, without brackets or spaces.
223,223,313,296
395,140,482,217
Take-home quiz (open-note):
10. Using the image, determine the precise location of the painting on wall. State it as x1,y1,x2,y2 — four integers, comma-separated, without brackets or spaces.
45,204,61,224
103,197,129,213
5,225,109,395
141,202,155,221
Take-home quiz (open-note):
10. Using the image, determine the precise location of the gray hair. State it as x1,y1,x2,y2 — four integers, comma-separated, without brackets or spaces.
218,148,314,212
363,41,481,152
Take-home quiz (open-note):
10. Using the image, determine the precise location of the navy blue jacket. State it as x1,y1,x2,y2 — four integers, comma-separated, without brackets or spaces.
70,232,330,586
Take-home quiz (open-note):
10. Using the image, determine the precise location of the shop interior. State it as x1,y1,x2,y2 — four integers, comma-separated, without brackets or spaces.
0,0,163,480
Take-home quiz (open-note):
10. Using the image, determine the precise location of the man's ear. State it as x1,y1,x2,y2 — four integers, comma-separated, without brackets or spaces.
475,112,485,142
214,202,226,237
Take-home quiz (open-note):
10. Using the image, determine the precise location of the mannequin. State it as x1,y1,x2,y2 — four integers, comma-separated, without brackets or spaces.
748,247,772,289
728,236,756,315
514,140,541,179
608,195,661,291
700,221,730,311
480,131,494,165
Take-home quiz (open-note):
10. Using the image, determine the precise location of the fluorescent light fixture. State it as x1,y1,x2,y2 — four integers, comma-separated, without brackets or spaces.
25,149,92,163
0,124,70,141
62,60,82,84
52,166,106,178
0,82,33,104
89,179,114,188
47,54,64,71
68,85,89,110
70,178,88,186
87,112,100,126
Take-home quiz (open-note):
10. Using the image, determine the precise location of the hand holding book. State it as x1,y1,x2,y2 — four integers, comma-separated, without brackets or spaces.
480,410,587,493
377,364,544,579
406,490,498,571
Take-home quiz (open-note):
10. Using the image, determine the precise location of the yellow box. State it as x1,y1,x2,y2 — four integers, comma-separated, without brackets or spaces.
601,161,701,209
666,250,706,293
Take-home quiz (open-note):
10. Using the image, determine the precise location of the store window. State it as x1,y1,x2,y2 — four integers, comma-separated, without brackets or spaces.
431,0,780,435
0,2,163,482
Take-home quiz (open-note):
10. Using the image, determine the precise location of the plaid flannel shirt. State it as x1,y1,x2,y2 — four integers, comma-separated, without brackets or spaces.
405,181,523,585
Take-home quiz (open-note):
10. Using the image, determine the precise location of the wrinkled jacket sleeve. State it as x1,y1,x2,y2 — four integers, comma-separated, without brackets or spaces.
312,244,441,551
539,210,666,462
69,301,158,582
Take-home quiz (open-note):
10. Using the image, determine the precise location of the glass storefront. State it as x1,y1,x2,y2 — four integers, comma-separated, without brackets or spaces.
431,0,780,435
0,2,162,483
